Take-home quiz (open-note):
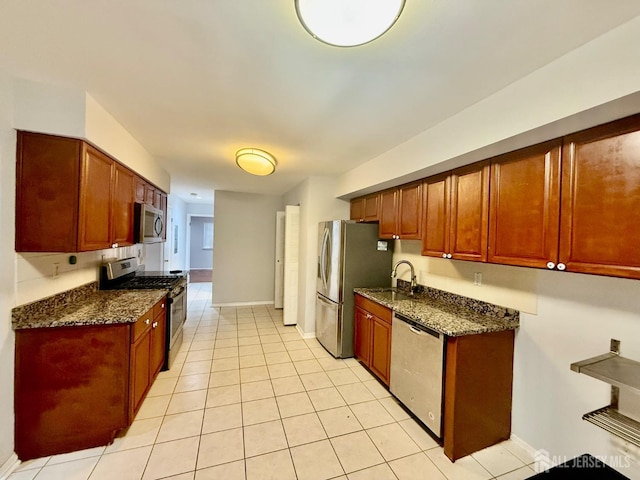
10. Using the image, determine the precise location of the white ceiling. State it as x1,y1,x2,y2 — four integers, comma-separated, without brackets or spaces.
1,1,640,204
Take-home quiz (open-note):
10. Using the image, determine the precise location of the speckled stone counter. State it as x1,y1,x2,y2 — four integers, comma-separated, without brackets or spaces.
12,282,167,330
354,284,519,337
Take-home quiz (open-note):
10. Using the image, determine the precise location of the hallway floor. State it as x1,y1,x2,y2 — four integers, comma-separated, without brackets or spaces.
11,283,536,480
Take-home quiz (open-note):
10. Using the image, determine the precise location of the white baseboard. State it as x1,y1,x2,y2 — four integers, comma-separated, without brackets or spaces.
510,433,546,472
0,453,19,480
212,301,275,307
296,324,316,339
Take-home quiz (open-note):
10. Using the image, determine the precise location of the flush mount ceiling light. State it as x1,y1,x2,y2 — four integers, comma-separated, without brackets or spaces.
295,0,405,47
235,148,277,176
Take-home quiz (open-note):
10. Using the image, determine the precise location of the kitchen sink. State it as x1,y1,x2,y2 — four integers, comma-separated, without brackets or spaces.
376,290,414,301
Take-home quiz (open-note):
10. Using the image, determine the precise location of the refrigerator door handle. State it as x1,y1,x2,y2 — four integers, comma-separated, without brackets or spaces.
320,227,330,290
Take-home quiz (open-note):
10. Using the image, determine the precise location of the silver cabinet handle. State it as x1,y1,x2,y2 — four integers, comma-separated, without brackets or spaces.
557,263,566,271
446,253,452,259
442,253,447,258
161,303,165,309
547,261,555,269
145,319,150,325
152,321,158,328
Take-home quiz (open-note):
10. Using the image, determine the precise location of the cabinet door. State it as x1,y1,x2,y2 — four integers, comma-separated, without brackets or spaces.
488,141,561,268
135,177,146,203
370,316,391,386
449,162,490,262
422,174,450,258
378,189,398,239
350,197,364,222
112,164,135,246
150,312,166,378
354,307,372,365
560,118,640,279
398,182,423,239
78,146,113,251
154,190,162,209
130,329,151,417
145,185,155,206
363,193,380,222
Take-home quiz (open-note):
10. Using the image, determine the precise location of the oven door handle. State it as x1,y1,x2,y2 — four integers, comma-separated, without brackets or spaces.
169,287,186,302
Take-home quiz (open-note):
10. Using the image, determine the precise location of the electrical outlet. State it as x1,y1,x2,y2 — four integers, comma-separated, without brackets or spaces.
474,272,482,286
52,263,60,279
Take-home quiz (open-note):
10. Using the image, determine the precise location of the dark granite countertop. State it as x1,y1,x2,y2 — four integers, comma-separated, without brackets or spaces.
354,286,519,337
12,282,167,330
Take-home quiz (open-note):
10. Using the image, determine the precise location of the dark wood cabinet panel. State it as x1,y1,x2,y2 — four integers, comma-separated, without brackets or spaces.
150,306,167,377
370,317,391,385
444,330,514,461
560,117,640,279
135,176,146,203
130,328,151,416
354,294,392,386
363,193,380,222
449,161,490,262
488,141,561,268
398,182,423,239
422,174,450,258
112,163,135,247
15,324,130,460
354,307,372,365
350,197,364,221
15,133,81,252
378,189,398,239
78,146,113,251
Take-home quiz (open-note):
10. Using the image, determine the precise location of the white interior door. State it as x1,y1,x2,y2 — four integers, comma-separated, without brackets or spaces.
283,205,300,326
274,211,285,309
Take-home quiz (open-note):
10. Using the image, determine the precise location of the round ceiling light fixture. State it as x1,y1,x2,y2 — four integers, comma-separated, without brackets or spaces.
235,148,277,176
295,0,405,47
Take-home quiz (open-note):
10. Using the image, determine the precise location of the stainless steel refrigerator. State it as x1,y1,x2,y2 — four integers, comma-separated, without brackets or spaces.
315,221,393,358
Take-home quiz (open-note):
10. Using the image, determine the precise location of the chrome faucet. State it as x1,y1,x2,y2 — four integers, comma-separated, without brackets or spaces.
391,260,417,295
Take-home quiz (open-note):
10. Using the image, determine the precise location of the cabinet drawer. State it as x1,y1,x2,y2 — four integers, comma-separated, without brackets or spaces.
153,298,167,319
355,295,392,324
132,309,153,343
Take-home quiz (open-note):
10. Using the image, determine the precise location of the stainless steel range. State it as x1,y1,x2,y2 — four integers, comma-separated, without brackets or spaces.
100,257,187,370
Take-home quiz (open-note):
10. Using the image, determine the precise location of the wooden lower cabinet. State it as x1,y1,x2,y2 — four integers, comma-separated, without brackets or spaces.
443,329,515,461
354,294,392,386
15,297,167,460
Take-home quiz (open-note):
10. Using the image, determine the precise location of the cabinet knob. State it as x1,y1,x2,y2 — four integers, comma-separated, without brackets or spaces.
442,254,447,259
161,303,165,309
446,253,452,259
557,263,566,271
546,262,555,269
145,319,150,325
152,321,158,328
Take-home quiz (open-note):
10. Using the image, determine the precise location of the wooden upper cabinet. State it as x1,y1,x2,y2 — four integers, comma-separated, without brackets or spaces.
449,162,490,262
15,131,156,252
112,163,135,247
422,174,450,258
78,146,114,251
145,184,156,206
378,189,398,238
397,182,423,239
378,182,422,239
422,164,488,262
135,176,146,203
350,197,364,222
559,116,640,279
488,141,562,268
363,193,380,222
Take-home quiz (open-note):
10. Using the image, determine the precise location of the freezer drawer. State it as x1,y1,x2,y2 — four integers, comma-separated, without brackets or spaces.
315,293,342,357
390,314,445,438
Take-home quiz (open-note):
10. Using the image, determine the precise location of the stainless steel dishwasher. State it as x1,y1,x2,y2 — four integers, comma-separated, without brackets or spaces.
390,312,445,438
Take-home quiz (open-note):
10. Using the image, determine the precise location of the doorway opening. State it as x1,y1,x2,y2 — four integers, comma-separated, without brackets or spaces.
186,214,214,284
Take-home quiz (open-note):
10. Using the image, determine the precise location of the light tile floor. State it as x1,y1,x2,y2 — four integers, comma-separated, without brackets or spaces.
11,283,537,480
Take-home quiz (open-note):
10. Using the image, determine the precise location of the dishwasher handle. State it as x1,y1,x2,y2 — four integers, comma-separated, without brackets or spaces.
394,313,441,339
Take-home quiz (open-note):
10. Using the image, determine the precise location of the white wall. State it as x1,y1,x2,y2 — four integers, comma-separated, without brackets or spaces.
0,69,17,470
212,191,284,304
189,217,213,269
284,177,350,335
338,15,640,198
187,203,214,216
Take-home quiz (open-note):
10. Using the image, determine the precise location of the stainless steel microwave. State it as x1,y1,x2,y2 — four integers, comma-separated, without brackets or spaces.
134,203,165,244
